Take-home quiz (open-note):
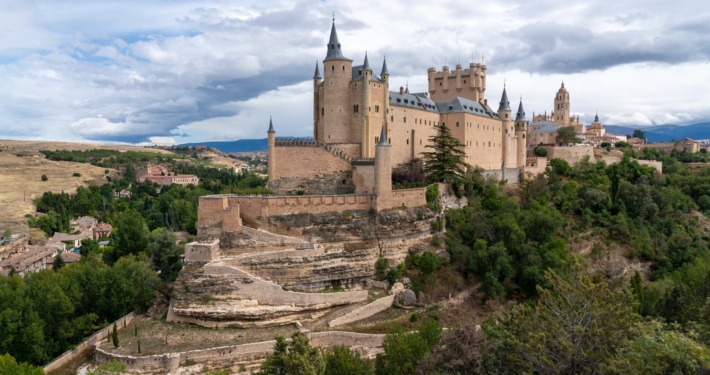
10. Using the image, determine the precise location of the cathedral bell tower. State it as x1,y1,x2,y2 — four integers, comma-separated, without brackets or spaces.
554,82,570,126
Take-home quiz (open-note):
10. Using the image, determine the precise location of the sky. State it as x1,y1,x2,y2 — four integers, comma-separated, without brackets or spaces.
0,0,708,145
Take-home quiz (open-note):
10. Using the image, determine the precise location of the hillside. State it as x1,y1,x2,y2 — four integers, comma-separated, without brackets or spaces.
181,136,314,153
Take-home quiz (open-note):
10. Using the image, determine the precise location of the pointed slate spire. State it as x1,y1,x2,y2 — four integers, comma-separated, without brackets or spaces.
324,20,347,61
381,56,389,76
405,83,410,94
267,116,275,133
362,52,371,71
313,61,321,79
515,99,526,121
498,86,511,111
377,125,390,146
594,111,599,123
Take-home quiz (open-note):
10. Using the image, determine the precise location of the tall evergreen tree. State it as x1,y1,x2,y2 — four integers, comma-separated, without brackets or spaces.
112,323,119,348
421,123,468,186
52,252,65,271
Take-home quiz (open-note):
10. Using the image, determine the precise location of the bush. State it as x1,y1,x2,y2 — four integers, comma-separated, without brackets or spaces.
615,141,632,148
426,184,441,212
105,169,110,174
549,158,571,176
41,174,48,181
600,142,611,148
431,234,442,247
534,147,548,157
296,190,305,195
701,148,708,154
72,172,81,177
375,257,389,280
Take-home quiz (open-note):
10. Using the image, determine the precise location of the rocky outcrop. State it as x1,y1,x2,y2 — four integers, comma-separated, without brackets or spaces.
169,262,367,328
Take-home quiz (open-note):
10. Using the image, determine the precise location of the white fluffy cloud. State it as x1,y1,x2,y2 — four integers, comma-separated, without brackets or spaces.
0,0,707,144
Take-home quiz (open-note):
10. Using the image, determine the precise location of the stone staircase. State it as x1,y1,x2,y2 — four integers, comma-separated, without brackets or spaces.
274,138,354,164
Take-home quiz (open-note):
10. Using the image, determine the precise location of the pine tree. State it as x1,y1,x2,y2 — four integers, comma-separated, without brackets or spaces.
112,323,119,348
421,123,468,186
52,252,65,271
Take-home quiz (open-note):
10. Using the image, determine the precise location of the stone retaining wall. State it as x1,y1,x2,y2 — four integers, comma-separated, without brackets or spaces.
390,187,427,208
44,312,135,374
94,331,386,372
328,295,395,327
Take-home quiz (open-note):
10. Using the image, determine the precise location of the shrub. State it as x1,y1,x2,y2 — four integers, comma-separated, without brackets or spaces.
615,141,632,148
600,142,611,148
296,190,305,195
105,169,110,174
410,312,420,322
701,148,708,154
534,146,548,157
431,234,442,247
549,158,571,176
72,172,81,177
426,184,441,212
375,257,390,280
41,174,48,181
386,268,399,285
203,294,213,302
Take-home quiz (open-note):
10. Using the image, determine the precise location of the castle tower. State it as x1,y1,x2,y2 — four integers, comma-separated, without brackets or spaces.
322,19,353,143
590,111,605,137
381,57,390,138
361,53,373,158
514,99,529,168
267,117,276,182
374,126,392,211
497,86,513,169
554,82,570,126
313,62,322,141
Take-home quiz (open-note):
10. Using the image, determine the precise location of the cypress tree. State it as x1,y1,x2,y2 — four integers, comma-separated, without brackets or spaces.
52,253,65,271
421,123,468,187
137,339,141,354
112,323,119,348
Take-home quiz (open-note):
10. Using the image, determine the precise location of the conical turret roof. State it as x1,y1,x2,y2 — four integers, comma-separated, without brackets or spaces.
267,117,275,133
515,99,526,121
362,52,371,70
324,20,348,61
377,126,389,146
381,57,389,75
313,61,321,79
498,87,511,111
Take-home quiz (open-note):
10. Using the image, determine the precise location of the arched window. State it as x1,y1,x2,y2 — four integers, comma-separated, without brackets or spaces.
332,66,334,71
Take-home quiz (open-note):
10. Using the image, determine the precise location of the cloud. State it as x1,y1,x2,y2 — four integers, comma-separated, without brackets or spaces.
0,0,707,144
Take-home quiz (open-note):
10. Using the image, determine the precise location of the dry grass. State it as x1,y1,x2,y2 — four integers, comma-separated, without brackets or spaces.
103,315,298,356
0,140,174,238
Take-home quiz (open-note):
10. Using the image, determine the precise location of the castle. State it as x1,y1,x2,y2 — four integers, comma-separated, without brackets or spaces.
267,20,539,197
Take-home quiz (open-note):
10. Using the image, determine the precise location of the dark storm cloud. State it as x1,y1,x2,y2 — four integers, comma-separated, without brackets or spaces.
492,18,710,74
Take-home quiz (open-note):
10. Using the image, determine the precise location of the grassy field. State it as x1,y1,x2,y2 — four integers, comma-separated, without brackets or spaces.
0,140,174,238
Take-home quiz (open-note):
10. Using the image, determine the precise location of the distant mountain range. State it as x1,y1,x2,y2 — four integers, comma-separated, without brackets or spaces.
604,122,710,143
183,122,710,153
181,137,312,153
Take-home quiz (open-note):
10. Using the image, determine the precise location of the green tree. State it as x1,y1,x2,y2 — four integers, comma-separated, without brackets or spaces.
605,321,710,375
555,126,582,145
52,252,65,271
108,210,149,264
630,271,645,315
0,353,44,375
257,332,325,375
149,228,184,281
421,123,468,187
112,323,119,348
534,146,547,157
324,346,373,375
375,318,442,375
80,238,100,258
2,229,10,238
41,174,48,181
632,129,646,141
485,258,637,375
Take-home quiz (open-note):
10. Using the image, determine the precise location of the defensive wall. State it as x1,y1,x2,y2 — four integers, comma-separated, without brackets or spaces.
481,168,521,184
547,146,594,165
523,157,548,177
328,295,395,327
270,140,353,180
94,331,386,372
44,312,135,374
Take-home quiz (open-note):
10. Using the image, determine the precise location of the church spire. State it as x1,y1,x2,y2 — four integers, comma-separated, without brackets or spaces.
324,19,347,61
594,111,599,123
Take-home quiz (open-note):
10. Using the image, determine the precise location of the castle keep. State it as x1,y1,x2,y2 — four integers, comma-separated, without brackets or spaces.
267,20,533,197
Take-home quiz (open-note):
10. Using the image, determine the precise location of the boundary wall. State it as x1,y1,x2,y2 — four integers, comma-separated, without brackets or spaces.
328,295,395,327
94,331,386,372
390,188,427,208
44,312,135,374
481,168,521,184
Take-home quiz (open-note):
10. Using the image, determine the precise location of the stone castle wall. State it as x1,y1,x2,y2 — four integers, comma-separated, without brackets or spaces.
272,144,351,180
390,187,427,208
184,240,220,263
44,312,135,374
328,295,395,327
548,146,594,165
94,331,386,373
267,170,354,196
481,168,521,184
